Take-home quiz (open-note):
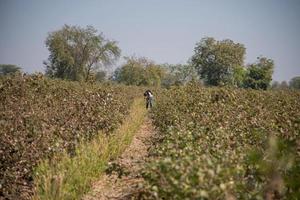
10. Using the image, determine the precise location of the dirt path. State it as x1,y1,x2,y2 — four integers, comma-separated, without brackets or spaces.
83,117,155,200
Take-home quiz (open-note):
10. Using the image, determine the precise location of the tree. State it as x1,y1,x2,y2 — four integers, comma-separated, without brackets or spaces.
191,37,246,86
232,65,247,88
144,64,165,86
161,63,198,88
44,25,121,81
244,57,274,90
95,71,107,82
289,76,300,89
0,64,21,76
113,57,165,86
113,57,145,85
271,81,280,89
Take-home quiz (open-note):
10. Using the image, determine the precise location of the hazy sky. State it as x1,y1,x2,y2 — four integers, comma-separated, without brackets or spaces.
0,0,300,81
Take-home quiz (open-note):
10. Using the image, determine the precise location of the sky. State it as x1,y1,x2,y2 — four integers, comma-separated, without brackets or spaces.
0,0,300,82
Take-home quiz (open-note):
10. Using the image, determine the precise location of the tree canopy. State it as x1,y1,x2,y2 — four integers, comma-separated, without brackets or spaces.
191,37,246,86
113,57,165,86
244,57,274,90
44,25,121,81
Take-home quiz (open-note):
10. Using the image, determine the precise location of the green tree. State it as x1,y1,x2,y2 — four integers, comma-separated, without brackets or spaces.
244,57,274,90
232,65,247,87
113,57,145,85
44,25,120,81
289,76,300,89
113,57,165,86
0,64,21,76
144,64,165,86
191,37,246,86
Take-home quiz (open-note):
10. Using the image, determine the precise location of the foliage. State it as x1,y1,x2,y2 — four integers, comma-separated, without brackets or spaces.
244,57,274,90
113,57,165,86
191,37,246,86
141,84,300,199
44,24,120,81
232,65,247,87
271,81,280,89
95,70,107,82
113,58,198,88
289,76,300,89
0,64,21,76
0,74,138,199
160,63,198,88
33,98,147,200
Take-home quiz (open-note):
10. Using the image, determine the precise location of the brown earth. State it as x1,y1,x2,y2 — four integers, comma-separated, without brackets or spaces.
83,117,155,200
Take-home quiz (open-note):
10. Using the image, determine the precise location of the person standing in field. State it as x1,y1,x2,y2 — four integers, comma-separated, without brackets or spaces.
144,90,154,109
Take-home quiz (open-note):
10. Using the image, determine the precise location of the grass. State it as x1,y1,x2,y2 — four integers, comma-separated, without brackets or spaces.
33,98,147,200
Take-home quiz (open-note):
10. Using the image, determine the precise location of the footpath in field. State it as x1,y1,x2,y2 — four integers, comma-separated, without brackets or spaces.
84,116,156,200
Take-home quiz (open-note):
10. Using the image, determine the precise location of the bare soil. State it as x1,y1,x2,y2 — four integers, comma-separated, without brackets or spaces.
83,117,155,200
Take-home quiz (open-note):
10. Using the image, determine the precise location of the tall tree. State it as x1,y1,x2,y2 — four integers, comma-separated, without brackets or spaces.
289,76,300,89
0,64,21,76
191,37,246,86
244,57,274,90
44,25,121,81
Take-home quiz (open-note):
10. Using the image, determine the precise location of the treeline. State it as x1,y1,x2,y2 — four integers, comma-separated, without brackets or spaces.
0,64,22,76
271,77,300,90
112,57,197,88
1,24,300,90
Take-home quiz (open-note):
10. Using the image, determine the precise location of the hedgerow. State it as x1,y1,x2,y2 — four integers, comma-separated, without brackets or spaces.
142,84,300,199
0,74,138,199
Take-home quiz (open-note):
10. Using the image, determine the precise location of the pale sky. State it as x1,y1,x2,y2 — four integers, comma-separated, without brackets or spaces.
0,0,300,81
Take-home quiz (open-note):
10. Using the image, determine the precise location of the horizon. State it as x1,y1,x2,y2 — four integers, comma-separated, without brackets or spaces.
1,0,300,82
